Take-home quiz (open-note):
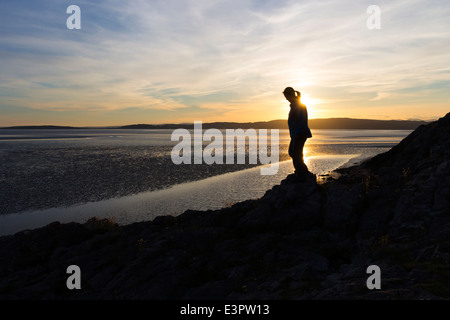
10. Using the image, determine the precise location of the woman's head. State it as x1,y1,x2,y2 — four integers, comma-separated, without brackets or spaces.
283,87,301,102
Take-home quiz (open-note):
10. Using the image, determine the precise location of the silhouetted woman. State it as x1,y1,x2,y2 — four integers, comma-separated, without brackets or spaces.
283,87,313,179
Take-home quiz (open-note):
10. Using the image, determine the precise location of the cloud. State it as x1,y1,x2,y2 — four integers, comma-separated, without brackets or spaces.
1,0,450,125
370,92,391,101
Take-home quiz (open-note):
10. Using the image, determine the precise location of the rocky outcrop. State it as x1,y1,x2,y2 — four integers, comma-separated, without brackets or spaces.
0,113,449,300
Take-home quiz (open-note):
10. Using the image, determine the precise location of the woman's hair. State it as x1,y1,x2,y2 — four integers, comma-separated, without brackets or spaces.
283,87,301,99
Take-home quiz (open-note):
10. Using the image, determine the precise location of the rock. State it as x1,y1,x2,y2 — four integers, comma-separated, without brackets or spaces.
323,183,362,238
0,112,449,300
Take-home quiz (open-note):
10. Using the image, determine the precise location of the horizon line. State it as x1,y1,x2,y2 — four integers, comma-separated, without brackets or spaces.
0,117,434,129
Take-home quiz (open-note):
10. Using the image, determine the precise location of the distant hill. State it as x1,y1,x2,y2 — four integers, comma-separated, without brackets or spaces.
2,118,429,130
1,125,76,129
119,118,429,130
309,118,429,130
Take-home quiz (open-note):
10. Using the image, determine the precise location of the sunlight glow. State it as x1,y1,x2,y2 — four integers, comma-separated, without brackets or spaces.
300,93,319,119
303,145,311,160
278,93,318,120
300,94,314,109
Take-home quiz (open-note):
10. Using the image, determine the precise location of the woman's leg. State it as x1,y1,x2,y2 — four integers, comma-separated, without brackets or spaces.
292,134,308,174
288,138,293,158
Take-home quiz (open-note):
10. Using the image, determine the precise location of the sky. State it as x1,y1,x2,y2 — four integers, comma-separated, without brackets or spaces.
0,0,449,126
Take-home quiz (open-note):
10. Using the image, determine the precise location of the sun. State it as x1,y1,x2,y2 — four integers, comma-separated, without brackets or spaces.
277,92,320,120
299,93,321,119
300,93,314,108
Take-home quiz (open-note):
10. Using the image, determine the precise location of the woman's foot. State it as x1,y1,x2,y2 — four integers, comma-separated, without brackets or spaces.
294,170,316,182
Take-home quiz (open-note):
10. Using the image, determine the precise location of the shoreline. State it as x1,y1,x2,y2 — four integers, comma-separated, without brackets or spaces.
0,129,409,215
0,153,360,236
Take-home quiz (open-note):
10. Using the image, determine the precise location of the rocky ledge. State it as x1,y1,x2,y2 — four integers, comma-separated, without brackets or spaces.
0,113,449,300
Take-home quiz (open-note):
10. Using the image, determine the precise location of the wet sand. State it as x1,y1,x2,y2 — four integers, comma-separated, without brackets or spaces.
0,143,282,215
0,154,359,236
0,128,411,235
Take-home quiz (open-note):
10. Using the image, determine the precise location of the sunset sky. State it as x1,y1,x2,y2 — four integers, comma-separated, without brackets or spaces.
1,0,449,126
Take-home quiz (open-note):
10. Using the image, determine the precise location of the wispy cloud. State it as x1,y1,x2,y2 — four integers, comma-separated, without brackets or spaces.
1,0,449,125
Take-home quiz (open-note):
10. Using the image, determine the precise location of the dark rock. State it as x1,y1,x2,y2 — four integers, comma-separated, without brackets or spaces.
0,112,449,300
